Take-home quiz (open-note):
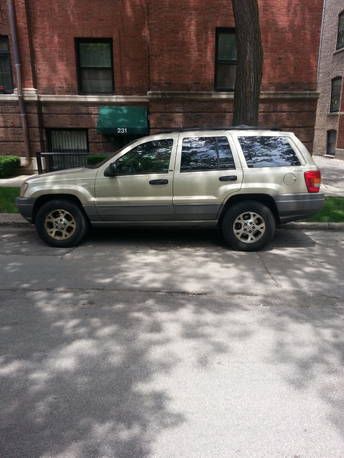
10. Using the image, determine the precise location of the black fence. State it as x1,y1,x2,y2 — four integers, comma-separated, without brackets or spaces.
36,152,111,174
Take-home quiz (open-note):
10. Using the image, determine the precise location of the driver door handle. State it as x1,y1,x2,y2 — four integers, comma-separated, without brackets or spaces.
149,179,169,185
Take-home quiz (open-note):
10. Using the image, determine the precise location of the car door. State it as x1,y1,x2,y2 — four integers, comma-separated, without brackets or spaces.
173,132,243,220
94,134,177,221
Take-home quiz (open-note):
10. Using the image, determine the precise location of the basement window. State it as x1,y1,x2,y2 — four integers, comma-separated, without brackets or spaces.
0,36,13,94
47,129,89,152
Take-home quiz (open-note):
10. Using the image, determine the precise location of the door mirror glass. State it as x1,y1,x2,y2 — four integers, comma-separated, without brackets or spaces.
104,162,117,177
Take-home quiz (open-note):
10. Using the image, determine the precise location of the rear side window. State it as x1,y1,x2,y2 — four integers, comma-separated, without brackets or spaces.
181,136,235,172
238,136,301,168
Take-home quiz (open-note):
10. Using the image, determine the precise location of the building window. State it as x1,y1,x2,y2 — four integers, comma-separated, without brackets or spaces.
337,11,344,50
330,77,342,113
215,28,237,91
76,38,114,94
0,36,13,93
47,129,89,152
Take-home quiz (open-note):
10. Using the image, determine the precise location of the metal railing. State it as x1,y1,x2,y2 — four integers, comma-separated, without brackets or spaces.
36,152,88,174
36,152,111,174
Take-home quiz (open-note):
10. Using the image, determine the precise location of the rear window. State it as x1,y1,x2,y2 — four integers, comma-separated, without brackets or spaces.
181,136,235,172
238,136,301,168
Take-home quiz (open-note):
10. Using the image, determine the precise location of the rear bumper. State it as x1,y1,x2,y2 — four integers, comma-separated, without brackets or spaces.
16,197,35,223
275,193,325,223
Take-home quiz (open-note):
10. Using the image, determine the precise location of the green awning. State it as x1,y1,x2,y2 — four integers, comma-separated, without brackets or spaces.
97,106,148,136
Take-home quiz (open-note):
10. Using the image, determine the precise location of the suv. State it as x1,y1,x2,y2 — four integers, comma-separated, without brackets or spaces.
16,129,324,251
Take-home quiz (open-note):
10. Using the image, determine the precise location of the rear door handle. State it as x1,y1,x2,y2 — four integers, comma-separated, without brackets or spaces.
219,175,237,182
149,179,169,185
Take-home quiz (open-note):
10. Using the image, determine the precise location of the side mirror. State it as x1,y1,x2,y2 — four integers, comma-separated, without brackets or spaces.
104,162,118,177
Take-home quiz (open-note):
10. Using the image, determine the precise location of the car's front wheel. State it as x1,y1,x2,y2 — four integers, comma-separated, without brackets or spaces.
221,201,276,251
35,199,88,247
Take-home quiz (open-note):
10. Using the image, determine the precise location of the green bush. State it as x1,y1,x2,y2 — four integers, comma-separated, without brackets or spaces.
87,155,108,166
0,156,21,178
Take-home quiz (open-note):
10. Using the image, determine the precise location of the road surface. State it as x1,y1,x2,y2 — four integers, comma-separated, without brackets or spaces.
0,226,344,457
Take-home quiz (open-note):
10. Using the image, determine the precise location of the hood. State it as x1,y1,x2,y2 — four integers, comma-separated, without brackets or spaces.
26,167,95,184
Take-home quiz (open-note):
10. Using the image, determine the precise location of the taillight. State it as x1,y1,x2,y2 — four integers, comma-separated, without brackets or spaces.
304,170,321,193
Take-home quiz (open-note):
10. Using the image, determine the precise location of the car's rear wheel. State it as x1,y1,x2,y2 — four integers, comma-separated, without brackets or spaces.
221,201,276,251
35,199,88,247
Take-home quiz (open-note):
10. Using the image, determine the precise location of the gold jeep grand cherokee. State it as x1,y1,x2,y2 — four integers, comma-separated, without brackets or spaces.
16,128,324,251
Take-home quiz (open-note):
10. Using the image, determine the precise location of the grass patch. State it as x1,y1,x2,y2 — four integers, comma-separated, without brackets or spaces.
306,196,344,222
0,187,20,213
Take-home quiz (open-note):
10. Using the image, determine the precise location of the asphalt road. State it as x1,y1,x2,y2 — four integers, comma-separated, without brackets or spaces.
0,226,344,457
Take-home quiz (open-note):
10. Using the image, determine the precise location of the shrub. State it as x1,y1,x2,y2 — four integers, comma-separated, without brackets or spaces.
86,154,108,166
0,156,21,178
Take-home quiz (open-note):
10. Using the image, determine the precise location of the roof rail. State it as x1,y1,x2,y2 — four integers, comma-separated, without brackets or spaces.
154,125,281,134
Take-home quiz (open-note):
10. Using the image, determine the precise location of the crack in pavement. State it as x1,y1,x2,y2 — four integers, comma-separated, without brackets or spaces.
0,286,343,305
256,251,280,288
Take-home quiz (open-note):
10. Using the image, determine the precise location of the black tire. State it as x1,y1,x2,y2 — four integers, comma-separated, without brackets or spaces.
221,201,276,251
35,199,88,247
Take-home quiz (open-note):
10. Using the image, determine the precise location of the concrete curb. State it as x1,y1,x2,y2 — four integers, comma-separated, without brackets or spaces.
282,222,344,231
0,213,343,231
0,214,29,227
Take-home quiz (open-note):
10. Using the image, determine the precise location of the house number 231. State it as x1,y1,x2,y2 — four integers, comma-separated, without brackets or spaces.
117,128,128,134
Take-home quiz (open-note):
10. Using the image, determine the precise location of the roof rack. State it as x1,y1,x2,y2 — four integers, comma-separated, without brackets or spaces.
155,125,281,134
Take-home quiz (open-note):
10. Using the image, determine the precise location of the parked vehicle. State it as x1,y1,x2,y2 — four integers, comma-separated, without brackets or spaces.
16,128,324,251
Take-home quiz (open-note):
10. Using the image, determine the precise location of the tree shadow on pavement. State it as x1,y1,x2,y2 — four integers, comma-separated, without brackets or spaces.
0,291,185,457
1,227,344,455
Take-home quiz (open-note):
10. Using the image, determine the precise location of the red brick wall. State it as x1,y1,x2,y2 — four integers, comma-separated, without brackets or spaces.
13,0,323,94
149,97,317,150
259,0,323,91
148,0,322,92
26,0,149,94
148,0,235,91
0,0,323,156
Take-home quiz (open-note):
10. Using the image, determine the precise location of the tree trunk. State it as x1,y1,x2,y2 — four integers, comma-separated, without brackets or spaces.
232,0,263,126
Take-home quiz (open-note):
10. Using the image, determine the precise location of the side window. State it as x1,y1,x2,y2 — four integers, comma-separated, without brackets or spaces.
181,136,235,172
115,139,173,175
238,136,301,168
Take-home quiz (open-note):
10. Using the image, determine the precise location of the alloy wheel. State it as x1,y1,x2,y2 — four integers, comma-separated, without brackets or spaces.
44,209,77,241
232,211,266,244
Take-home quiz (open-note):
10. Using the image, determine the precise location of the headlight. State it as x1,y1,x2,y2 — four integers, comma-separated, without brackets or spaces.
20,181,29,197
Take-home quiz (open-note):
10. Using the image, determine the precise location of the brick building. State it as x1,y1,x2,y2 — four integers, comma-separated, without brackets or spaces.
0,0,323,168
314,0,344,159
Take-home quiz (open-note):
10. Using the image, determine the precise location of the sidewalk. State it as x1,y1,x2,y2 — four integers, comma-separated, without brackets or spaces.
313,155,344,196
0,174,34,188
0,213,28,226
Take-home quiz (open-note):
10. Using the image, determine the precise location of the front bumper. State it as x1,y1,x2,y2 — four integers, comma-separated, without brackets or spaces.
16,197,35,223
275,193,325,223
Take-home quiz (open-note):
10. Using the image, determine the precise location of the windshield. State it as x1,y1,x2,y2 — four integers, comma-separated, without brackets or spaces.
86,137,144,169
